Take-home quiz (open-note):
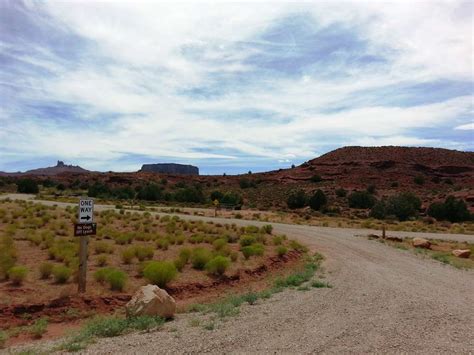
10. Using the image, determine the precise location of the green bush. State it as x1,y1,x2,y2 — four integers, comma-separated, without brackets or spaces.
17,178,39,193
143,261,177,287
286,189,307,209
29,318,48,339
0,235,16,280
52,265,72,284
134,246,154,261
309,189,327,211
0,330,7,349
239,235,256,247
205,256,230,276
213,238,227,251
39,262,54,279
310,174,322,183
414,175,425,185
241,246,254,260
8,266,28,285
121,248,135,264
335,188,347,197
191,248,213,270
427,196,471,222
289,240,308,252
106,269,127,291
260,224,273,234
276,246,288,257
178,247,192,263
370,192,421,221
174,257,186,272
97,255,108,267
348,191,376,209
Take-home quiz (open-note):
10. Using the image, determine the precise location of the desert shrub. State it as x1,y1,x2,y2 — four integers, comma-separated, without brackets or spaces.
143,261,177,287
121,248,136,264
348,191,376,209
205,256,230,276
137,183,163,201
178,247,192,263
174,257,186,272
309,189,327,211
272,235,283,245
310,174,322,183
97,255,108,267
213,238,227,251
8,266,28,285
106,269,127,291
94,242,113,255
0,330,6,348
29,318,48,339
241,246,254,260
239,178,256,189
260,224,273,234
220,192,243,206
0,236,16,280
276,246,288,257
173,186,205,203
370,192,421,221
39,262,54,279
156,238,170,250
239,235,256,247
245,225,260,234
52,265,72,284
286,190,307,209
17,178,39,193
94,267,113,283
191,248,213,270
289,240,308,253
134,246,154,261
427,196,471,222
335,188,347,197
210,190,224,201
252,243,265,256
115,234,132,245
88,182,111,198
414,175,425,185
230,251,238,262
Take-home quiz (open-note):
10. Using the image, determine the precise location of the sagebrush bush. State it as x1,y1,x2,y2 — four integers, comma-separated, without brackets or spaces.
213,238,227,251
106,269,127,291
239,235,256,247
191,248,213,270
97,255,108,267
143,261,177,288
134,246,154,261
39,262,54,279
276,246,288,257
52,265,72,284
178,247,192,263
8,266,28,285
260,224,273,234
121,248,135,264
205,256,230,276
174,257,186,272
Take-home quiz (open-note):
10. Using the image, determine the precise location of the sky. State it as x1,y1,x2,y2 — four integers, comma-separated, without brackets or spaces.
0,0,473,175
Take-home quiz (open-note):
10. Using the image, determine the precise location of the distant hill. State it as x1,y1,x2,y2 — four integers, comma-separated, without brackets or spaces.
139,163,199,175
0,161,90,176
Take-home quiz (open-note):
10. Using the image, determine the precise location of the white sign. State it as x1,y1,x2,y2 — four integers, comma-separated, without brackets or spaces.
78,198,94,224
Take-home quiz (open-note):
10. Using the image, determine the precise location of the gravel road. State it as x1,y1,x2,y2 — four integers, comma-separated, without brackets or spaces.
2,194,474,354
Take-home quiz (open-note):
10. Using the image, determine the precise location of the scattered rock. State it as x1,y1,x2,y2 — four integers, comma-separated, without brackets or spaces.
125,285,176,319
452,249,471,258
412,237,431,249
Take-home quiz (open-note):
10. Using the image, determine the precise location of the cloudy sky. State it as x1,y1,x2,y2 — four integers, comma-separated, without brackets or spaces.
0,1,473,174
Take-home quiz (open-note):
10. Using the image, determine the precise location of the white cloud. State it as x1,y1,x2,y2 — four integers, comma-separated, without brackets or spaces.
454,122,474,130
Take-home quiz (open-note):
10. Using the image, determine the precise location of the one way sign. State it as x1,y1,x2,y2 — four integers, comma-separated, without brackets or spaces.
78,198,94,224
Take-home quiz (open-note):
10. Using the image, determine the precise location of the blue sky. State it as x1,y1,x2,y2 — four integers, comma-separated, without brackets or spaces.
0,1,473,175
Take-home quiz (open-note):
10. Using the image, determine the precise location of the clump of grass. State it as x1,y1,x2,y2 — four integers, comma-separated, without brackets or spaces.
52,265,72,284
0,330,7,349
311,280,332,288
60,315,164,351
39,262,54,279
242,292,259,305
97,255,108,267
121,248,136,264
191,248,212,270
289,240,308,252
143,261,177,288
205,256,230,276
8,265,28,285
276,246,288,257
134,246,154,261
105,269,127,291
431,252,450,265
29,318,48,339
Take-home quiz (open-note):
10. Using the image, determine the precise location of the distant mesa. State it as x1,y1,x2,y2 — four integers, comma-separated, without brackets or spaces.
140,163,199,175
0,161,90,176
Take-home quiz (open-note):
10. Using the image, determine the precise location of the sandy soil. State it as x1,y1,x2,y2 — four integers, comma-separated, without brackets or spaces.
3,194,474,354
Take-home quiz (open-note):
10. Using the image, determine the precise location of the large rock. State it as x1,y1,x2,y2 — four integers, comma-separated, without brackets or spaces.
125,285,176,319
140,163,199,175
412,237,431,249
452,249,471,258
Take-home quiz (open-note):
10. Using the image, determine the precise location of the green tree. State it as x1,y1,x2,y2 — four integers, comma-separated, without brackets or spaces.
348,191,376,209
309,189,327,211
427,196,471,222
287,190,307,209
17,178,39,193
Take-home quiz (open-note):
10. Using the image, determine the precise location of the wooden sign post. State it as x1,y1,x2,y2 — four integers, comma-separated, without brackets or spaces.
75,198,96,293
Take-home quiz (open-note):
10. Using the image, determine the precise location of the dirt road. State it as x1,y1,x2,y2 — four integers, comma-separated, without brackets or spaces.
3,194,474,353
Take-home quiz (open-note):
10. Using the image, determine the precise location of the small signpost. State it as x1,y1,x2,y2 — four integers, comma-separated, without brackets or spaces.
75,198,96,293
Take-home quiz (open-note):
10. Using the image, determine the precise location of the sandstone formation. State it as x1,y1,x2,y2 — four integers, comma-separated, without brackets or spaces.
140,163,199,175
451,249,471,258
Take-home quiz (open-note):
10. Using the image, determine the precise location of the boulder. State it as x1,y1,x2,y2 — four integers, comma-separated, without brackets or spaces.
412,237,431,249
452,249,471,258
125,285,176,319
